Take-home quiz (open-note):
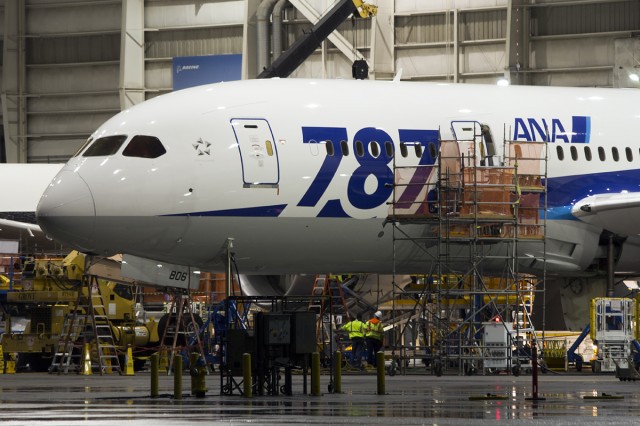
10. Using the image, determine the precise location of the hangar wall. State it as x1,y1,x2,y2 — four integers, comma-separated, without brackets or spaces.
0,0,638,163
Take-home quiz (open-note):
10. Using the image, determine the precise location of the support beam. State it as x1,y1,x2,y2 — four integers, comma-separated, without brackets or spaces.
607,235,615,297
505,0,529,86
242,0,261,80
2,0,27,163
369,0,394,79
120,0,145,109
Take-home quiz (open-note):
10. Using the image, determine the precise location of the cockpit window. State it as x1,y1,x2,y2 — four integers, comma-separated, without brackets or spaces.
73,137,93,157
122,135,167,159
83,135,128,157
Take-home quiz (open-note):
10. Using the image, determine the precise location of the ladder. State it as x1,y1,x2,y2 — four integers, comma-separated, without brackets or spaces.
309,274,351,360
160,292,207,374
50,308,86,374
50,275,122,375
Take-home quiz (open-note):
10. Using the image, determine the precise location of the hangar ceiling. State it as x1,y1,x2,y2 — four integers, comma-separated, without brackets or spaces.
0,0,638,164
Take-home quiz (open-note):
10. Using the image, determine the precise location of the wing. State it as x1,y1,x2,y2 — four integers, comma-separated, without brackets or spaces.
571,192,640,236
0,164,63,244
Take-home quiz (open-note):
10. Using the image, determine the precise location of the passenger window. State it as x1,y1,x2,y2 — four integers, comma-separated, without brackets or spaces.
369,141,380,158
429,142,437,159
340,140,349,156
598,146,605,161
325,140,335,157
584,146,592,161
414,143,423,158
83,135,128,157
626,147,633,162
570,146,578,161
612,147,619,162
122,135,166,159
385,141,393,158
556,145,564,161
355,140,364,157
400,142,408,158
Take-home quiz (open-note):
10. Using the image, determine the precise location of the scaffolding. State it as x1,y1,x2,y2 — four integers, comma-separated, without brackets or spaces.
387,124,547,375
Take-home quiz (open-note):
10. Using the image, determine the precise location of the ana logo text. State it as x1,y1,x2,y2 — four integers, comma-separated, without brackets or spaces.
513,116,591,143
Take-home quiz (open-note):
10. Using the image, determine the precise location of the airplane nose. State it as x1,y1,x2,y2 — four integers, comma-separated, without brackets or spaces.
37,170,97,252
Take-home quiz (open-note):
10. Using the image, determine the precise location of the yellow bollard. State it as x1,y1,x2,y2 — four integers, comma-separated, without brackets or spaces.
311,352,321,396
150,353,159,398
5,353,15,374
82,343,92,375
190,353,207,398
376,351,385,395
242,353,252,398
0,345,5,374
125,346,134,376
174,355,182,400
158,349,168,373
333,351,342,394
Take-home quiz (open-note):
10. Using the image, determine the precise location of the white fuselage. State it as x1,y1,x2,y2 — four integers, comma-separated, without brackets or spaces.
36,79,640,276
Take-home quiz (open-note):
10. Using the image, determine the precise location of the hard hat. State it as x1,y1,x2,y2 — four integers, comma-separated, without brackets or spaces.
374,310,382,319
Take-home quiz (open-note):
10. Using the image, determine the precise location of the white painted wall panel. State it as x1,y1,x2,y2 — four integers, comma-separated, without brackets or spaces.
27,64,119,94
28,94,119,113
291,52,352,78
145,27,243,58
28,113,112,135
531,70,613,88
397,47,451,78
26,3,120,35
29,138,86,161
145,0,244,28
395,0,507,14
461,44,506,74
145,61,172,90
531,38,615,70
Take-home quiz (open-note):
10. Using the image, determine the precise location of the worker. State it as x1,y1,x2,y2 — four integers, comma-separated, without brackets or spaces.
341,312,366,368
365,310,384,367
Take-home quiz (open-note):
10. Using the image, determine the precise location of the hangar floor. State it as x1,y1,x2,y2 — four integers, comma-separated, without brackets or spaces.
0,371,639,425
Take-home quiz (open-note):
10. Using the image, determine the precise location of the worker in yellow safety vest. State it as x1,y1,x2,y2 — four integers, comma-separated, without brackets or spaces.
365,310,384,367
341,312,366,368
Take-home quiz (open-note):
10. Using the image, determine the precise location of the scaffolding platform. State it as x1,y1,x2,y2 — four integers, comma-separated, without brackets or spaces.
386,124,548,375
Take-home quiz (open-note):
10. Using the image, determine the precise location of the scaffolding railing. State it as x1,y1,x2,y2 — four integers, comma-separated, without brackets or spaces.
387,129,547,375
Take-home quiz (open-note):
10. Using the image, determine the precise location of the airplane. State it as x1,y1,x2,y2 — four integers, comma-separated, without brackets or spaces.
0,164,63,252
34,77,640,329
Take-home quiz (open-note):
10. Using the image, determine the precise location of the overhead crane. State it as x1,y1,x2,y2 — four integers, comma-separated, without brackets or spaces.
257,0,377,79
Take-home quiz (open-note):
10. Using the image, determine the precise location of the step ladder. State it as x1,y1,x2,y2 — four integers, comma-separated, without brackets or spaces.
50,275,122,375
160,292,207,374
50,309,86,374
308,274,351,361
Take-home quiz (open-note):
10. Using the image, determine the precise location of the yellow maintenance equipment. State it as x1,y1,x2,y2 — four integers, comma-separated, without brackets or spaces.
352,0,377,18
125,346,135,376
1,251,162,372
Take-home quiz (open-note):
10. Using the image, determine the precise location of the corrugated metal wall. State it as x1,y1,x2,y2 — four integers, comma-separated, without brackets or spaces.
0,0,638,162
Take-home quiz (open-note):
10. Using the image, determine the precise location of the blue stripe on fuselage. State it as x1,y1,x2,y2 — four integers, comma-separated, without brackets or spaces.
546,168,640,219
164,170,639,220
165,204,287,217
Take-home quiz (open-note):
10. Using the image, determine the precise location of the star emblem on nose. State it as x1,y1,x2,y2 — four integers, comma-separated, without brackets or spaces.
193,138,211,156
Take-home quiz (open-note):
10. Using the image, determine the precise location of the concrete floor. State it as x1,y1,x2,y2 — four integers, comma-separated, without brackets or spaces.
0,370,639,425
